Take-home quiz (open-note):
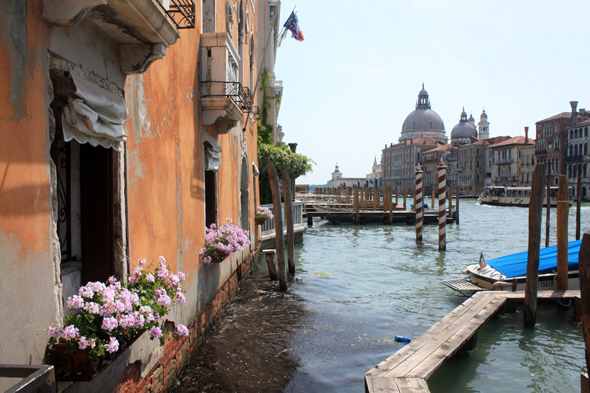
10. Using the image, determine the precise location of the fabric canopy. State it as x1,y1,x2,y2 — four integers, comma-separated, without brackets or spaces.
487,239,582,278
205,144,222,171
62,73,127,151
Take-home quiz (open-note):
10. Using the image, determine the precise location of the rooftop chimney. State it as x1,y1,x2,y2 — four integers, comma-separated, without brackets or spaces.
525,126,529,144
570,101,578,125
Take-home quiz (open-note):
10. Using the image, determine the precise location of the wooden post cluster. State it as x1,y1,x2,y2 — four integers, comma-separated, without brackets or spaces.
353,184,359,224
524,163,546,328
556,175,569,290
415,167,423,242
268,164,287,291
437,163,447,251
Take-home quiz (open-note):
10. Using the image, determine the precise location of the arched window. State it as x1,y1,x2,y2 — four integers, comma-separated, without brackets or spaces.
568,165,572,178
584,143,588,155
570,130,574,139
570,144,574,157
575,144,579,156
586,127,589,137
575,129,579,138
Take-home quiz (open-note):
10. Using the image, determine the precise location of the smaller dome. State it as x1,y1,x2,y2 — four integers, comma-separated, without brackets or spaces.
451,108,477,142
480,109,488,120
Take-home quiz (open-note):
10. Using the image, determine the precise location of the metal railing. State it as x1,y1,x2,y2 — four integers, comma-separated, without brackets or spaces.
535,149,547,155
566,154,585,162
201,81,254,114
0,364,55,393
260,202,304,238
157,0,196,29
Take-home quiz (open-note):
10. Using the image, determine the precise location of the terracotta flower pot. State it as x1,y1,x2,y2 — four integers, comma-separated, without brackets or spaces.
255,217,266,225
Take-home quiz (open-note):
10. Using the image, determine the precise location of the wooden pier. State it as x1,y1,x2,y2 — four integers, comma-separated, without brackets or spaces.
302,185,456,225
365,289,581,393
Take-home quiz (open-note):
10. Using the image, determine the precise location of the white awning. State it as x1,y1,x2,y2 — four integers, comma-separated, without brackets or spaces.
62,74,127,151
205,144,222,171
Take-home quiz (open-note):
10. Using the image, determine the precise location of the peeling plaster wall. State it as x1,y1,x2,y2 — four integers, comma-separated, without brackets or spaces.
0,0,61,364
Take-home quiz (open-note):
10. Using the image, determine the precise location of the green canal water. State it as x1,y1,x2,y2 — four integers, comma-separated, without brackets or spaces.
273,199,590,393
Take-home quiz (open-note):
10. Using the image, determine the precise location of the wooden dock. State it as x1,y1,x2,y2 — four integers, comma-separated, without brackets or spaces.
365,290,581,393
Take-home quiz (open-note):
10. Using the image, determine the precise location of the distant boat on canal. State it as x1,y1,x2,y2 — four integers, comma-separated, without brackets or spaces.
444,239,582,295
478,185,572,208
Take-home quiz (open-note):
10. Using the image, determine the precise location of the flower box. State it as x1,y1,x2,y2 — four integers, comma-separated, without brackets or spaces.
255,217,266,225
200,218,250,264
45,256,189,382
46,334,139,381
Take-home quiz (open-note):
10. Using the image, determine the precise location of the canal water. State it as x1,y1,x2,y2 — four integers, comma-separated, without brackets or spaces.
178,200,590,392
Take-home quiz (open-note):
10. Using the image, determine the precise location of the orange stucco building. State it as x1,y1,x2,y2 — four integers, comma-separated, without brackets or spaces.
0,0,271,390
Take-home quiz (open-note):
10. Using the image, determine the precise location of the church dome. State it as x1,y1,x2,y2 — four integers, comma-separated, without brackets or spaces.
400,84,446,143
480,109,488,120
451,108,477,143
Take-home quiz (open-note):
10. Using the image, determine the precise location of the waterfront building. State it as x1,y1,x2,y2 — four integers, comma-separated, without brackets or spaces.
490,136,536,187
566,119,590,199
382,137,442,193
0,0,265,390
518,144,536,187
366,156,383,188
326,164,367,189
399,85,447,144
535,101,590,185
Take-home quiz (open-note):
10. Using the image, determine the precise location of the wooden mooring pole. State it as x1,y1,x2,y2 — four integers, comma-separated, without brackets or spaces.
282,170,295,275
577,163,582,241
403,187,407,210
268,164,287,291
415,167,424,242
524,164,546,328
546,170,551,248
438,162,447,251
455,188,460,225
353,185,359,225
262,250,278,281
557,175,569,290
578,232,590,391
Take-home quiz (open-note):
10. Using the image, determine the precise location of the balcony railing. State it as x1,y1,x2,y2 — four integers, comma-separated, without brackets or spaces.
159,0,196,29
201,81,254,114
260,202,304,238
535,149,547,155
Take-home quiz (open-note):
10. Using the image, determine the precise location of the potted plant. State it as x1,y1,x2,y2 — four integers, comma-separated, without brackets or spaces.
255,206,274,225
45,256,189,381
200,218,251,264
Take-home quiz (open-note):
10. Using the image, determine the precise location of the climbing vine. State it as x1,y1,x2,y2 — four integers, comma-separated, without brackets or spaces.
257,69,314,204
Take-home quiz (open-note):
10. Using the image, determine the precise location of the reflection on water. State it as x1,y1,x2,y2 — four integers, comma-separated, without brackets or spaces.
280,200,588,393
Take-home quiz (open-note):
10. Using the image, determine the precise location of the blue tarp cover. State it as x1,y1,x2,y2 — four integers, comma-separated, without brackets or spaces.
487,239,582,278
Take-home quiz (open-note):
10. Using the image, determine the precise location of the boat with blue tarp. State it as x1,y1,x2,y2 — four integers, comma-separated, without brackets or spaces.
443,240,581,294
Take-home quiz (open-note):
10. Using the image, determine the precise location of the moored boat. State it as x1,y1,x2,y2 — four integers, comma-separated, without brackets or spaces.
444,240,582,295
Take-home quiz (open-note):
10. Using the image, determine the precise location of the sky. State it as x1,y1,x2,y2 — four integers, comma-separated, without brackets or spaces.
271,0,590,185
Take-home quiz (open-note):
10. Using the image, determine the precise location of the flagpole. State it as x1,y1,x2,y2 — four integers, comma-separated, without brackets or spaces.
276,5,296,46
252,5,296,98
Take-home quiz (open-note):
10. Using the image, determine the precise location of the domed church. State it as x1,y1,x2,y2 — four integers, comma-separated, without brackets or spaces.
400,84,447,144
450,107,478,145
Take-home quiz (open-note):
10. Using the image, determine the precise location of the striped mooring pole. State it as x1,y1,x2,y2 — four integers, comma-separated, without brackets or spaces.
437,162,447,251
415,167,423,242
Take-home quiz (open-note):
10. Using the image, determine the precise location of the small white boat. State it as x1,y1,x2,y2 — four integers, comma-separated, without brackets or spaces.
478,186,571,208
444,240,582,294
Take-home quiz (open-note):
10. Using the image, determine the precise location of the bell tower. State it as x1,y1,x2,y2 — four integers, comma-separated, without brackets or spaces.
478,109,490,140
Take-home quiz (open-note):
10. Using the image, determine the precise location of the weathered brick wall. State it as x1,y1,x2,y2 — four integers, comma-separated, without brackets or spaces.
115,249,260,393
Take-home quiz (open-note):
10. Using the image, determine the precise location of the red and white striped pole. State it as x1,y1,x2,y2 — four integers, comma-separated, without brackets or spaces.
415,167,423,242
437,162,447,251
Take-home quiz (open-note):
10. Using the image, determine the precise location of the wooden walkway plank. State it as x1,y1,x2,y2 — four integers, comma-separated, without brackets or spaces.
368,293,496,378
384,295,502,378
365,376,430,393
406,297,506,379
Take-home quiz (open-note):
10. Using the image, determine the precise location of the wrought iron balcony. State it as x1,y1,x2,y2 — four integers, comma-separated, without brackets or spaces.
535,149,547,155
202,81,254,112
157,0,196,29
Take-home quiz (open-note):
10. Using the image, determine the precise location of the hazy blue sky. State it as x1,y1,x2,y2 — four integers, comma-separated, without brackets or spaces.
272,0,590,185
